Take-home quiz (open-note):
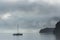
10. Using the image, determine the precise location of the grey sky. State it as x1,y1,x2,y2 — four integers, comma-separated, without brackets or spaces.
0,0,60,33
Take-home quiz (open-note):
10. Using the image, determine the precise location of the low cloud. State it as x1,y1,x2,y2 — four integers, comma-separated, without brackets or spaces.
0,0,60,33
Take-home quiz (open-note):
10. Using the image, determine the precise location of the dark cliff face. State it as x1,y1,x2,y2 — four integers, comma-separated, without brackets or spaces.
54,21,60,34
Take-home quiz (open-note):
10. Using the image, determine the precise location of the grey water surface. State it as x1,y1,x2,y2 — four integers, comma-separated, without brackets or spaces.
0,32,57,40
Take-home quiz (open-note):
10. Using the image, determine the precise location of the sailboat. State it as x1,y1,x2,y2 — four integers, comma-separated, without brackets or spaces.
13,24,23,36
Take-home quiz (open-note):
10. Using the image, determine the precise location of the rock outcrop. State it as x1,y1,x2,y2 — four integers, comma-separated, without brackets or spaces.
54,21,60,34
39,28,55,33
39,21,60,34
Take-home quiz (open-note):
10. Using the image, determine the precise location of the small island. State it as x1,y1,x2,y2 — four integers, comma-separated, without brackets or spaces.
39,21,60,34
39,28,55,33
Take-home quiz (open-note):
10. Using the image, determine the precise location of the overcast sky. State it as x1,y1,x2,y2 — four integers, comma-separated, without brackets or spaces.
0,0,60,33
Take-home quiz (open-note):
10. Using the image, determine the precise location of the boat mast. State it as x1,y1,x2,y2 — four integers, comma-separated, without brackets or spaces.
17,24,19,33
13,24,23,36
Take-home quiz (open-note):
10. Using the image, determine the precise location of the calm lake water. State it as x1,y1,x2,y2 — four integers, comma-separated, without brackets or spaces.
0,32,57,40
